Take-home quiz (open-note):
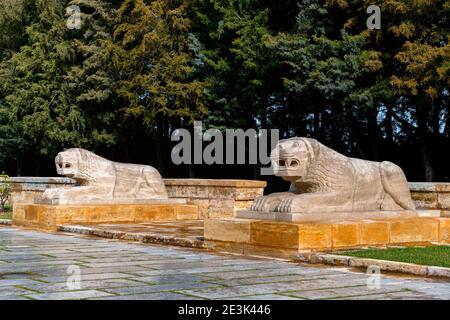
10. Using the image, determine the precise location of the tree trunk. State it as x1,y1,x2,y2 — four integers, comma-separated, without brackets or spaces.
188,164,195,178
367,107,379,161
155,118,167,177
385,104,394,155
416,102,435,182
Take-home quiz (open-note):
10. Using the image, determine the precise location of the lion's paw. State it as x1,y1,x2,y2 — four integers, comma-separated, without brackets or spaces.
274,197,305,213
250,196,281,212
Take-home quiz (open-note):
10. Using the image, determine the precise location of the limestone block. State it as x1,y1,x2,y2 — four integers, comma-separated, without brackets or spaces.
442,210,450,217
298,224,332,250
235,187,265,201
243,243,298,259
204,217,446,258
438,193,450,210
175,205,199,220
332,223,360,248
13,203,199,231
233,200,254,212
359,221,389,246
163,179,266,219
204,219,250,243
389,218,439,244
208,187,234,199
250,221,299,249
411,192,438,209
439,218,450,243
435,184,450,192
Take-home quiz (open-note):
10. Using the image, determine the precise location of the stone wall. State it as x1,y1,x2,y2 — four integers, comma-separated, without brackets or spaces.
9,177,266,219
409,182,450,217
9,177,449,218
164,179,266,218
9,177,75,205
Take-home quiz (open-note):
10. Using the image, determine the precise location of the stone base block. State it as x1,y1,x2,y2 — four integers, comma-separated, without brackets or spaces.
236,210,421,223
204,217,450,259
13,203,198,231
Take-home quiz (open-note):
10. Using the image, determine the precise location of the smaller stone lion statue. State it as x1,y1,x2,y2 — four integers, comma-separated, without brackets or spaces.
40,148,168,205
251,137,416,213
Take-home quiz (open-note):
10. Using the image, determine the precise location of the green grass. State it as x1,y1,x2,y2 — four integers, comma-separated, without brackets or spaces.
338,246,450,268
0,205,12,220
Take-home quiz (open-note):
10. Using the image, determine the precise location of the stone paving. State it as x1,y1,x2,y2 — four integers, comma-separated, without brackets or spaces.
0,226,449,300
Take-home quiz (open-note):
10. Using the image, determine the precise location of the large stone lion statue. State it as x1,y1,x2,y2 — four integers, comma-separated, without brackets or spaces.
40,148,168,204
251,137,415,213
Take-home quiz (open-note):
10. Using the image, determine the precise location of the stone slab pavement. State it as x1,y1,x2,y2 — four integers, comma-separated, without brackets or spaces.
0,226,449,300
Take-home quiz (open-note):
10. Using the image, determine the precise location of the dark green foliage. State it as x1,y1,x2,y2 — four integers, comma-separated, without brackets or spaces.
0,0,448,182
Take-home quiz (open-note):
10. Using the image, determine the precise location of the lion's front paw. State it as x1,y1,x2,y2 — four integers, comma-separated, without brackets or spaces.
250,196,281,212
274,197,294,213
274,197,305,213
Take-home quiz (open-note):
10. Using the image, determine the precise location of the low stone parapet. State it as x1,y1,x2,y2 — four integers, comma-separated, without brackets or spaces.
9,177,266,219
9,177,75,204
409,182,450,216
163,179,266,218
10,178,450,218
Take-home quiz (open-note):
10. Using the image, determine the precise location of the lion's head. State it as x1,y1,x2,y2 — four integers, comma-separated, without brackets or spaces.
270,138,316,182
55,148,103,183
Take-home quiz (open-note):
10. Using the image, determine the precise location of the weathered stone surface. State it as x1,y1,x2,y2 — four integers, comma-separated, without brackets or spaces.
237,209,418,223
164,179,266,218
439,218,450,243
332,223,360,248
250,137,415,215
13,203,198,231
297,224,332,250
359,221,389,245
9,178,265,219
38,148,170,205
389,218,439,244
2,227,450,300
409,182,450,211
204,219,250,243
204,217,447,256
10,177,75,205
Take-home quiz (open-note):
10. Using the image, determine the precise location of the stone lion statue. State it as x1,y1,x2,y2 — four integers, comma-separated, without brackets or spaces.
251,137,415,213
40,148,168,204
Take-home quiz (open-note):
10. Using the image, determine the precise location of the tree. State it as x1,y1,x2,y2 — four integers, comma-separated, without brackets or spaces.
103,0,206,173
0,0,120,173
190,0,282,130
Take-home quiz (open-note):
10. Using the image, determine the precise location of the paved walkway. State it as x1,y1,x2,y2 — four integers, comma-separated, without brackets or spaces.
0,226,449,300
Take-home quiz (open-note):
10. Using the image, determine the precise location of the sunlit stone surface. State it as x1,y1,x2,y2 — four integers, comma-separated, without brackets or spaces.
38,148,171,205
249,137,416,217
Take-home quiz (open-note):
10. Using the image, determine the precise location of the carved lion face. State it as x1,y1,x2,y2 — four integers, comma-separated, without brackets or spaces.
55,149,80,178
271,139,311,181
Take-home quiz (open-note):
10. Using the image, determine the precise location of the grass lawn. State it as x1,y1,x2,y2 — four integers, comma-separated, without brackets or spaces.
0,205,12,220
338,246,450,268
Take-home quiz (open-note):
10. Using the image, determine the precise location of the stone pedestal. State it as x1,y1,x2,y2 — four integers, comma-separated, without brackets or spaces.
9,177,266,219
13,202,198,231
204,217,450,259
236,209,424,223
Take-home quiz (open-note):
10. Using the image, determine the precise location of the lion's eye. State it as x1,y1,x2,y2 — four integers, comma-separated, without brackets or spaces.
57,163,62,169
278,160,286,167
65,163,71,168
289,160,299,168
